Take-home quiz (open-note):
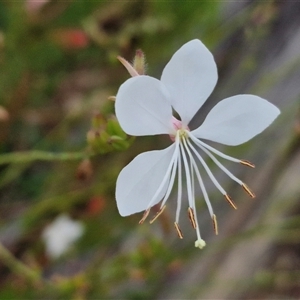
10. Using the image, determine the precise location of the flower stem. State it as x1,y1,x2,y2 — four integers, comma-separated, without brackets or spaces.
0,242,42,285
0,150,93,165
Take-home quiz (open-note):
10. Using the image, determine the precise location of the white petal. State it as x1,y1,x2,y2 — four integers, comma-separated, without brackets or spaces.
161,39,218,125
116,144,176,216
192,95,280,146
115,75,173,136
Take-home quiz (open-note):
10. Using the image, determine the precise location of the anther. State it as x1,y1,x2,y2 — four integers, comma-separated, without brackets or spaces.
108,96,116,101
240,160,255,168
188,207,197,229
212,214,218,235
139,208,150,224
149,205,166,224
174,222,183,239
224,194,237,210
242,183,256,198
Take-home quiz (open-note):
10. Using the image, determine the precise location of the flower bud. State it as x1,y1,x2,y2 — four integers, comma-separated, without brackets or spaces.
106,117,127,139
109,135,130,151
87,130,111,154
87,114,133,154
118,49,146,77
76,159,93,181
133,49,146,75
91,113,106,129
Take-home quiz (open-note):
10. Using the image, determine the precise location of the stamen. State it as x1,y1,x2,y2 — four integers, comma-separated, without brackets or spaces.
175,153,182,223
160,142,179,208
196,142,243,185
181,137,206,242
182,139,214,217
188,207,197,229
242,183,256,198
190,158,195,200
188,133,242,163
174,222,183,239
146,134,180,209
108,96,116,101
186,139,227,195
139,208,150,224
149,205,166,224
212,214,218,235
179,142,194,209
224,194,237,209
240,160,255,168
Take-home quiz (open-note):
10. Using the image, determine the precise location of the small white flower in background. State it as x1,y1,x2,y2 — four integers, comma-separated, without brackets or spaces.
115,39,280,249
42,214,84,259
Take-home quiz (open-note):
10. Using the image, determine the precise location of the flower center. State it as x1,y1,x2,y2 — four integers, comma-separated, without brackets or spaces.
139,118,256,250
170,116,189,141
178,128,189,139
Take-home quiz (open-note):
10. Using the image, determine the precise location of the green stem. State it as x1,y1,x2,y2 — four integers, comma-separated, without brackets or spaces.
0,242,42,284
0,150,93,165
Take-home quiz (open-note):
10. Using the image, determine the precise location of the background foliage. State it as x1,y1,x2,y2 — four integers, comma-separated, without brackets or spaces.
0,1,299,299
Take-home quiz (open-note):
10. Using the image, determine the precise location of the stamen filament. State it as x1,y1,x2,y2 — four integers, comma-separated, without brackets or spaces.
146,134,180,209
179,142,194,209
160,143,179,208
182,136,214,217
175,153,182,223
188,133,243,164
149,205,166,224
181,137,205,241
196,142,243,185
174,222,184,239
187,139,227,195
190,157,195,200
242,183,256,198
224,194,237,209
179,140,202,241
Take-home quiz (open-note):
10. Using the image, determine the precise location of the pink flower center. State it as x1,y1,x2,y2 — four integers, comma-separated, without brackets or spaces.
170,116,189,141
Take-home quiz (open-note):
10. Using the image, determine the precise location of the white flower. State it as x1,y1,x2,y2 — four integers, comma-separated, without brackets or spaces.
42,214,84,259
115,39,280,249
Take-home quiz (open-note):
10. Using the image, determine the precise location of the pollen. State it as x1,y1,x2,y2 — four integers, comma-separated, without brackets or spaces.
240,160,255,168
224,194,237,209
188,207,197,229
212,214,218,235
174,222,184,239
178,129,189,140
139,208,151,224
242,183,256,198
149,205,166,224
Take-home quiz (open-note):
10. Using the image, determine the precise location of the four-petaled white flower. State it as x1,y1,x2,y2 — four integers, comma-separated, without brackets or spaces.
115,39,280,249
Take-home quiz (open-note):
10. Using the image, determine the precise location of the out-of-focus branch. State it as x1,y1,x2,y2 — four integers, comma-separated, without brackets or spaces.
0,151,93,165
0,242,42,285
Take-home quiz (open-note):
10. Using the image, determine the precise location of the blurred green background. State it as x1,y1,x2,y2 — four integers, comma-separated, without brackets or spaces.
0,1,299,299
